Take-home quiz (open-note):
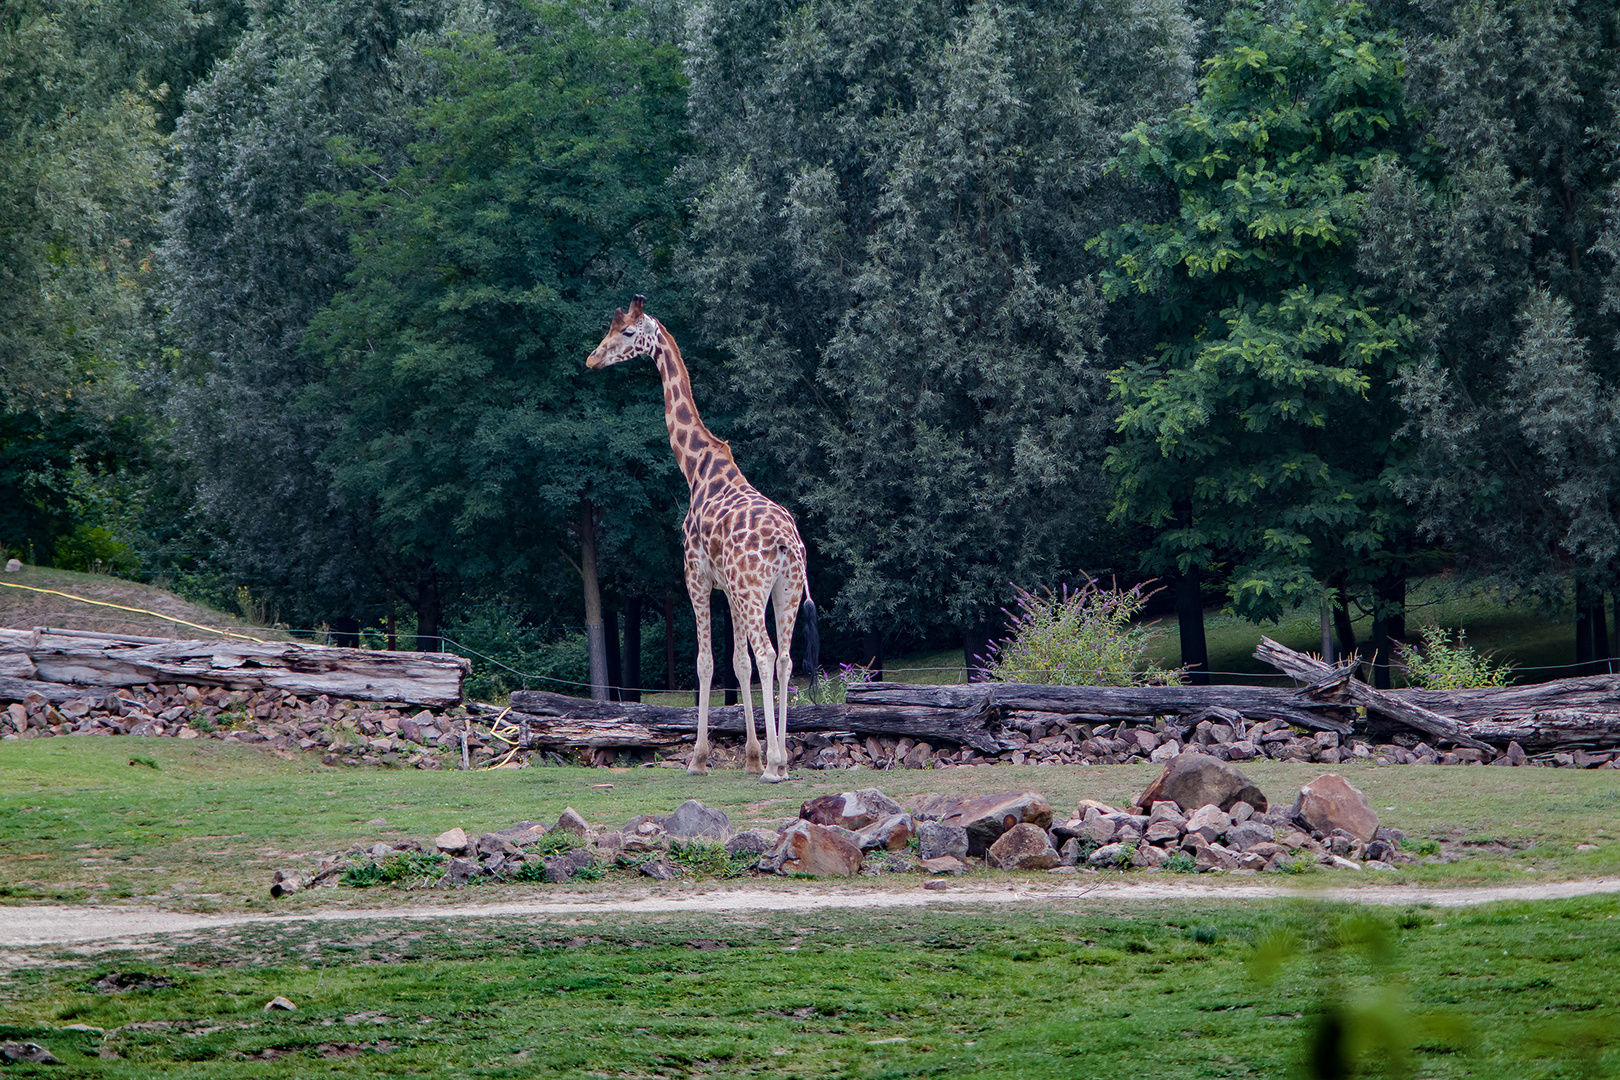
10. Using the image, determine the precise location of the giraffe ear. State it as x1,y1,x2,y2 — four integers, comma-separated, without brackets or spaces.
629,295,645,319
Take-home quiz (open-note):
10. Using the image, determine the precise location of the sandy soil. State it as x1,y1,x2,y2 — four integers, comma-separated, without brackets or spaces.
4,876,1618,950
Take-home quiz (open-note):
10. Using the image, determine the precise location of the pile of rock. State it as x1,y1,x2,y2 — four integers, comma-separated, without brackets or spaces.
0,685,491,768
273,757,1430,894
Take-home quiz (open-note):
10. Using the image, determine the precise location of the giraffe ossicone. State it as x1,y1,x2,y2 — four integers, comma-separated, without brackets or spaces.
587,295,819,782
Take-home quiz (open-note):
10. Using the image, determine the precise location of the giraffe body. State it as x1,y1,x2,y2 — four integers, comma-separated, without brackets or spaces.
587,296,817,782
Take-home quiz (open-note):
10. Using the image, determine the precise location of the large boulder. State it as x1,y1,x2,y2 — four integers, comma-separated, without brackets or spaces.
854,813,915,852
939,792,1054,856
986,823,1060,871
800,789,905,830
1291,774,1379,842
1136,755,1268,814
664,800,733,842
759,821,863,877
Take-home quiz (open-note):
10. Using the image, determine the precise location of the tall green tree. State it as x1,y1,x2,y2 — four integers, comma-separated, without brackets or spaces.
304,5,689,679
684,0,1197,661
161,0,473,631
1359,0,1620,670
1095,0,1414,682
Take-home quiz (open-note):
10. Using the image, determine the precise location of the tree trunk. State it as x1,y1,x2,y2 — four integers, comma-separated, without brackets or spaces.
963,620,995,682
329,617,360,649
604,606,622,702
1575,584,1605,675
622,595,642,703
1370,573,1405,689
1594,593,1610,672
1319,597,1335,665
860,630,884,681
414,562,441,654
1175,566,1210,685
579,499,608,701
1333,597,1357,665
664,588,676,692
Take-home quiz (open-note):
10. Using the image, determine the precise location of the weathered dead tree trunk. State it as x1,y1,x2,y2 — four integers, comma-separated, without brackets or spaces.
1255,637,1494,751
507,687,1003,751
847,681,1353,735
0,628,468,707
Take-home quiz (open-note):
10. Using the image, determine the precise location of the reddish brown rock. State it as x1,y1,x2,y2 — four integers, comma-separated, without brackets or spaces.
940,791,1054,856
760,821,863,877
1291,774,1379,842
800,788,905,830
985,823,1060,870
1136,754,1268,814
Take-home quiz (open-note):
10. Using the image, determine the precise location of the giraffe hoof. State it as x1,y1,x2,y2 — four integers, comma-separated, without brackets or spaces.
686,763,708,777
744,752,764,775
759,770,788,784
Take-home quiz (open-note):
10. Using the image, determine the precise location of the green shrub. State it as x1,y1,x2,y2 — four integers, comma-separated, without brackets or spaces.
534,832,579,857
1400,837,1441,857
1165,850,1198,874
985,579,1183,686
666,839,758,879
1396,625,1514,689
340,851,447,888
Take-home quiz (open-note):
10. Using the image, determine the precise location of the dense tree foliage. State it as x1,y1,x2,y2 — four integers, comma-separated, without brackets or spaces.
685,0,1197,653
8,0,1620,682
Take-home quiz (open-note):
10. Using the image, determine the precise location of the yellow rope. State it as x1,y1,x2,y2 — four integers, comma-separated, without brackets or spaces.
0,579,263,642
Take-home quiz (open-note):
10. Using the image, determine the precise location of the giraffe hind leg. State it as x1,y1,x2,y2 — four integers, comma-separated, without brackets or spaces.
689,587,714,776
769,577,800,780
731,604,763,775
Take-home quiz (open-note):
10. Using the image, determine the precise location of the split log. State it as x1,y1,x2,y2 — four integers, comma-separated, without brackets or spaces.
1254,637,1493,751
1399,676,1620,723
849,681,1353,736
507,688,1003,752
0,628,469,707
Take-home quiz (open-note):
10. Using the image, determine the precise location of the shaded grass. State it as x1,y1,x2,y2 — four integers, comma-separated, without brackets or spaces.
1,740,1616,910
0,564,287,640
0,896,1615,1077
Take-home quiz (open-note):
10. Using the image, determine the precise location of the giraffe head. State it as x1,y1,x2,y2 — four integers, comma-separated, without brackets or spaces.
586,294,660,370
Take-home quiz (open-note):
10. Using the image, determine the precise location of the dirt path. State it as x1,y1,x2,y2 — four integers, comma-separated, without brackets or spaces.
4,877,1618,949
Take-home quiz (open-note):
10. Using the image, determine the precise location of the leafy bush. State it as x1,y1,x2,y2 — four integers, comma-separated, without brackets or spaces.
1396,625,1514,689
799,662,875,705
1165,850,1199,874
534,832,580,857
1400,837,1441,857
985,579,1182,686
341,851,447,888
666,839,757,879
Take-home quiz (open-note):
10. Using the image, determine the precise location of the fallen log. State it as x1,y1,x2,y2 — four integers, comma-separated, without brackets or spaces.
506,688,1004,752
848,682,1354,735
1254,637,1494,751
0,628,469,708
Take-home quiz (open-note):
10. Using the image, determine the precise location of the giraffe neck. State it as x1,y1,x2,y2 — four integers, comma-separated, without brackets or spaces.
651,325,738,493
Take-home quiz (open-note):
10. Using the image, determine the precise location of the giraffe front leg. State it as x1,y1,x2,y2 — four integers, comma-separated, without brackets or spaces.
689,590,714,777
756,635,786,782
733,620,762,775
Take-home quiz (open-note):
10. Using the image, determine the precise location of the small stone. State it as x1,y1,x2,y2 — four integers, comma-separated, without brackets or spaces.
476,833,521,858
920,855,969,876
0,1042,58,1064
1184,804,1232,842
725,830,778,857
264,996,297,1012
939,791,1054,856
542,849,594,883
922,878,951,890
270,869,303,898
1086,842,1127,867
1144,819,1181,844
1228,800,1255,823
1224,822,1274,852
441,856,479,885
1058,837,1082,865
553,807,591,838
1131,843,1168,868
639,858,681,881
435,827,470,854
493,821,548,847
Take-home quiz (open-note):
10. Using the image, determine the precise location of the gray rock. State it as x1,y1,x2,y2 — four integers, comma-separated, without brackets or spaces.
908,793,964,820
1058,837,1082,866
724,830,777,857
553,807,591,838
441,857,479,885
639,858,682,881
543,848,595,883
920,855,969,876
435,827,470,854
1221,821,1271,851
1137,753,1268,813
1086,842,1128,867
269,869,302,898
664,799,733,841
917,820,969,861
493,821,548,847
263,996,298,1012
1291,774,1378,842
475,834,521,858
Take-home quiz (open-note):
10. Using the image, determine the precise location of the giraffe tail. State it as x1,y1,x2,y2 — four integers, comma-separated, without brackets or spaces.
800,593,821,686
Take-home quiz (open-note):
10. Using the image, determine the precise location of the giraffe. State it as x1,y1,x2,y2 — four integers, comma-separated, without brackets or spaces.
586,295,819,782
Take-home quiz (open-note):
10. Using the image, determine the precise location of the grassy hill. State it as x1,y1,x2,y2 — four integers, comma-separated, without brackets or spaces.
0,564,287,641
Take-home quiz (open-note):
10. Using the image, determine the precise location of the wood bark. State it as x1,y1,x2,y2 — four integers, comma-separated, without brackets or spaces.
1254,637,1493,750
0,628,468,706
849,682,1353,735
580,498,608,701
508,687,1003,751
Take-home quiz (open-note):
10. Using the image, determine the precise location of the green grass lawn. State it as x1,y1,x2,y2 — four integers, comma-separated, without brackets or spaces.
2,740,1616,910
0,895,1615,1078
